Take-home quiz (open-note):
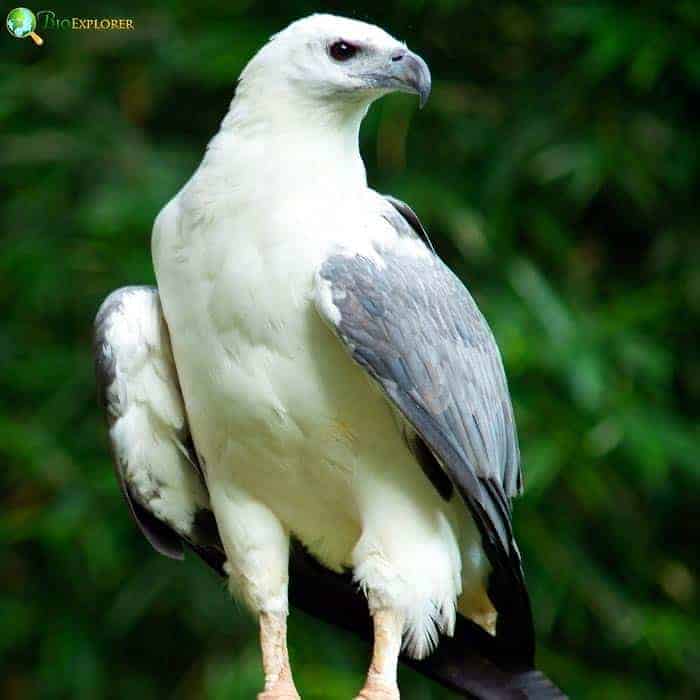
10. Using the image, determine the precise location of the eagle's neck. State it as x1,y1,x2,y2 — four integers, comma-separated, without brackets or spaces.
206,82,369,195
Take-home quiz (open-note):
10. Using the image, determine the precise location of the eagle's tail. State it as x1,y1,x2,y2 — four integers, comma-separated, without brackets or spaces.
288,542,567,699
407,611,567,699
508,670,568,699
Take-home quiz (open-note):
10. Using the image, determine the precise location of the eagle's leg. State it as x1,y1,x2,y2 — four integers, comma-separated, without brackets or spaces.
354,608,404,700
209,485,300,699
258,612,300,700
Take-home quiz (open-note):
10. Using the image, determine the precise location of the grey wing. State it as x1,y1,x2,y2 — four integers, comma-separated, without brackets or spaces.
314,197,534,664
94,286,225,573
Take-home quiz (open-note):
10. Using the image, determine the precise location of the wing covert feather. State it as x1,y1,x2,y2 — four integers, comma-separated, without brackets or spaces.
315,198,533,663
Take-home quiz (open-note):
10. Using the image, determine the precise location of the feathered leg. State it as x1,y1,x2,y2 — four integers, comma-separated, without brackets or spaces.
354,609,404,700
208,484,300,699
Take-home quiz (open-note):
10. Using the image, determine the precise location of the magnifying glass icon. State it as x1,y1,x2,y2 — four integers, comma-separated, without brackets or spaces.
7,7,44,46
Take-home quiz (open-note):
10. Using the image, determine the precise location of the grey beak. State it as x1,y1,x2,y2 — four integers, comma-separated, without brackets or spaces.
361,48,432,108
389,49,432,108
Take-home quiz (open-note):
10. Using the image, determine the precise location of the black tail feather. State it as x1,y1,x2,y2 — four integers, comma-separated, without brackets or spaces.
182,524,563,697
188,536,565,697
467,483,536,669
287,542,566,699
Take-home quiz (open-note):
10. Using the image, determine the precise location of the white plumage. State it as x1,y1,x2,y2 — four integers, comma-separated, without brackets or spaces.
95,15,535,700
152,140,484,657
97,288,208,535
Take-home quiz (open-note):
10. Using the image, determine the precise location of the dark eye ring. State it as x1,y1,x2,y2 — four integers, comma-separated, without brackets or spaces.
329,40,358,61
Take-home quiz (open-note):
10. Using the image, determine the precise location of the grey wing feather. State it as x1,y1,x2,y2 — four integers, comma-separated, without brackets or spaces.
93,282,559,692
94,286,226,574
315,197,533,663
320,211,521,497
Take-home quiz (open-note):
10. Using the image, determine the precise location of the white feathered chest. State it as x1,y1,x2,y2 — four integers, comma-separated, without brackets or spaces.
152,172,439,573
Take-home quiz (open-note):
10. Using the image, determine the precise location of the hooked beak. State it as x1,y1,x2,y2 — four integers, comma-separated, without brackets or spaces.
361,48,432,108
391,49,432,108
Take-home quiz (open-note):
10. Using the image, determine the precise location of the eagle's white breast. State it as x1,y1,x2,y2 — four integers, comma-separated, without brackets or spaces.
151,75,488,657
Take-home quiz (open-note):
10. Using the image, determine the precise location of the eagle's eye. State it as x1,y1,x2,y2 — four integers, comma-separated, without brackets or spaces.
329,40,359,62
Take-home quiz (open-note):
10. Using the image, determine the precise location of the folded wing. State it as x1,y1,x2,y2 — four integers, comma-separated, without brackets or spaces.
314,197,534,666
94,286,225,571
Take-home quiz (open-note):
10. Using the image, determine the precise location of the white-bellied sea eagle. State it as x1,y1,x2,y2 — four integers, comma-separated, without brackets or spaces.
94,13,565,700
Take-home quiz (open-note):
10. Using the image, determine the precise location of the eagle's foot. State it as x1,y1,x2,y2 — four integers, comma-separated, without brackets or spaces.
353,675,400,700
258,679,300,700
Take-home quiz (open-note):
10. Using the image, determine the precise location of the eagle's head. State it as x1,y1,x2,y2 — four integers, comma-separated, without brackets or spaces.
239,14,431,112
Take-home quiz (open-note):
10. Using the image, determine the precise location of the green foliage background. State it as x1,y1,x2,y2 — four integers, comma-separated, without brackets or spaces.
2,1,699,698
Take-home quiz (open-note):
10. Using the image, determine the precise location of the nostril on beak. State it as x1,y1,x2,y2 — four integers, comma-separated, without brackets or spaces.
391,50,406,62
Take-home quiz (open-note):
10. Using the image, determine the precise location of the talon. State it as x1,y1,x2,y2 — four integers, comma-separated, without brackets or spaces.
354,676,400,700
258,685,300,700
354,691,400,699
